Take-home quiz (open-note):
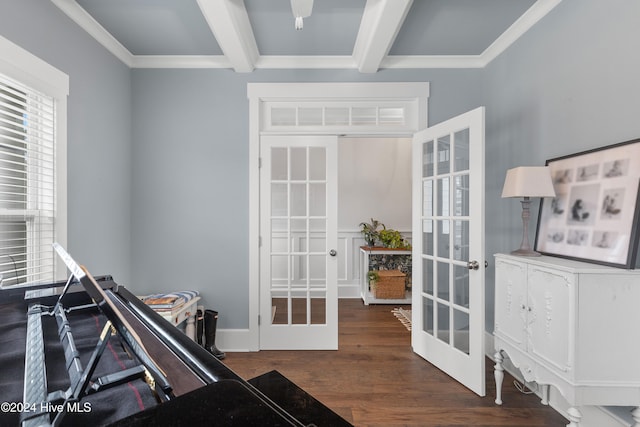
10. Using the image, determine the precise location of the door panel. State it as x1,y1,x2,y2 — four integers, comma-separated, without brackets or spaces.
412,107,486,396
260,135,338,349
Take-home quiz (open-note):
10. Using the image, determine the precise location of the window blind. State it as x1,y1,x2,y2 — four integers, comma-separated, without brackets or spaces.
0,73,56,287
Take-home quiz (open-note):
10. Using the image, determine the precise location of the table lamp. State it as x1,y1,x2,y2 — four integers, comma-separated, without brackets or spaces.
501,166,556,256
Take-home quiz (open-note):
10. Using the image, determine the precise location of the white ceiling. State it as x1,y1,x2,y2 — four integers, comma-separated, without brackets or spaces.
51,0,562,72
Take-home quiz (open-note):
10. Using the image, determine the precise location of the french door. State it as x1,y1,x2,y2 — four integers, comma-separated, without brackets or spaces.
411,107,486,396
259,135,338,350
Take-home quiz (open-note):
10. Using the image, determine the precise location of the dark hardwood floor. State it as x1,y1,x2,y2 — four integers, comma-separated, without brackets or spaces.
223,299,568,427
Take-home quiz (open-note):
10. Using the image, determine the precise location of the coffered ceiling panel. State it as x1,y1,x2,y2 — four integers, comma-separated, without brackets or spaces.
52,0,562,72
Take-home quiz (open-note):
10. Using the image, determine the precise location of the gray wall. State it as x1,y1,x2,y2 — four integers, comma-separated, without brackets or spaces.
130,68,482,328
0,0,134,283
482,0,640,330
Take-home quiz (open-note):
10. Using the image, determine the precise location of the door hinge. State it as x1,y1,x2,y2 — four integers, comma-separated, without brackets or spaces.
258,314,261,325
259,236,262,247
258,157,262,168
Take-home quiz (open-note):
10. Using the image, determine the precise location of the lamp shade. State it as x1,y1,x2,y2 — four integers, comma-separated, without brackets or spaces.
501,166,556,198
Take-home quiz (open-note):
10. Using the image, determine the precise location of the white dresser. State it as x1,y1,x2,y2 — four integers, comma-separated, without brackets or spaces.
493,253,640,426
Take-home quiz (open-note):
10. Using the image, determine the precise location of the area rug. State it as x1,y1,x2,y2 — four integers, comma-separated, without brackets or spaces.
392,307,412,331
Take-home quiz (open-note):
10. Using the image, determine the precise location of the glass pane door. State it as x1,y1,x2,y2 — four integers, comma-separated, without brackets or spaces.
260,136,337,350
412,107,485,396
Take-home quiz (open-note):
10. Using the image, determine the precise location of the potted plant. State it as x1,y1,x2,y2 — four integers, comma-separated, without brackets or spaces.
359,218,385,247
378,228,411,249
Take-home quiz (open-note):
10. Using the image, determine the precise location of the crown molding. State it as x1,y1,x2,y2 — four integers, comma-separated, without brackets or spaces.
50,0,562,72
131,55,231,69
255,56,358,70
382,55,487,69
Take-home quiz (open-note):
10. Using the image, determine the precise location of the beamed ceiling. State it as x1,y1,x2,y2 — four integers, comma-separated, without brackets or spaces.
51,0,562,72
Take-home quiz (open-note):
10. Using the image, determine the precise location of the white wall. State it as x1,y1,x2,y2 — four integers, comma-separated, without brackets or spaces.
338,137,412,231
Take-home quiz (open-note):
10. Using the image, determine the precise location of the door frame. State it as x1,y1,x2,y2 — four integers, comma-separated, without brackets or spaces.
248,82,430,350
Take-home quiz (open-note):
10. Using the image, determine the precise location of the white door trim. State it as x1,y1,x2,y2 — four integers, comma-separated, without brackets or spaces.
248,82,430,350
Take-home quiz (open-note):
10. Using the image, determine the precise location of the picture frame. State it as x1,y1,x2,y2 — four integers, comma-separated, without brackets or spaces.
534,138,640,268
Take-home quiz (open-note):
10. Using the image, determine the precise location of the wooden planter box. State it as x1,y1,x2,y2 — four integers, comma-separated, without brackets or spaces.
373,270,406,299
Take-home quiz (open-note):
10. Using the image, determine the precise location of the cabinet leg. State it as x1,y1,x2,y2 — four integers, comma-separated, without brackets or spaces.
494,351,504,405
566,407,581,427
631,407,640,427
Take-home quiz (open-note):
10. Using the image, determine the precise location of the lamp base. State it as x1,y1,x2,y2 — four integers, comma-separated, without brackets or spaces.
510,248,541,257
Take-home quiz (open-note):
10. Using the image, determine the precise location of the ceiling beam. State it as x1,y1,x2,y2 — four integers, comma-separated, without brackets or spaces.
480,0,563,66
353,0,413,73
50,0,134,67
196,0,259,73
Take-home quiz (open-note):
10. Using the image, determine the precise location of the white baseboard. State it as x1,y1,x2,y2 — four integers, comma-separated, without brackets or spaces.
216,329,252,352
484,332,632,427
339,283,360,299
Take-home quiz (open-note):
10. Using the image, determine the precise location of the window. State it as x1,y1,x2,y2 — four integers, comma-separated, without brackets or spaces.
0,74,56,286
0,35,68,287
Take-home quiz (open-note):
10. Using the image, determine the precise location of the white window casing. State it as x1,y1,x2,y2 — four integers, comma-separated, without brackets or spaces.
0,35,68,286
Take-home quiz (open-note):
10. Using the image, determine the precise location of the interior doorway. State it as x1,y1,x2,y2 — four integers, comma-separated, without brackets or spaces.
337,137,413,299
248,82,430,351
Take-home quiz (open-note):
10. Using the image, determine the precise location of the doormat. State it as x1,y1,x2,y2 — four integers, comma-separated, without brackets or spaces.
392,307,411,331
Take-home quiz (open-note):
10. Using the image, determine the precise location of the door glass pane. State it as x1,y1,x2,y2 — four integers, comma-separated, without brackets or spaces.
422,220,433,256
291,218,306,252
454,265,470,308
309,232,326,253
309,254,326,283
437,177,449,216
454,174,469,216
309,183,326,216
310,292,327,325
271,147,288,180
291,296,308,325
453,220,469,261
437,220,450,259
325,107,349,126
437,135,451,175
454,128,470,172
271,255,288,287
436,261,450,301
290,147,306,180
271,296,289,325
309,147,326,180
422,180,433,217
271,219,288,253
422,140,434,178
271,183,288,216
290,183,306,216
423,297,433,336
291,254,306,288
422,258,433,295
437,302,450,344
298,107,322,126
309,218,325,232
271,107,296,126
453,309,470,355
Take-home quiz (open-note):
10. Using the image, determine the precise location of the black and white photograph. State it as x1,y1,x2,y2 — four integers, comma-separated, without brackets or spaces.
535,138,640,268
600,188,625,220
603,159,629,178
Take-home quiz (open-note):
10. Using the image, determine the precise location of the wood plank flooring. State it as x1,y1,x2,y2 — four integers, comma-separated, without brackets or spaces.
223,299,568,427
